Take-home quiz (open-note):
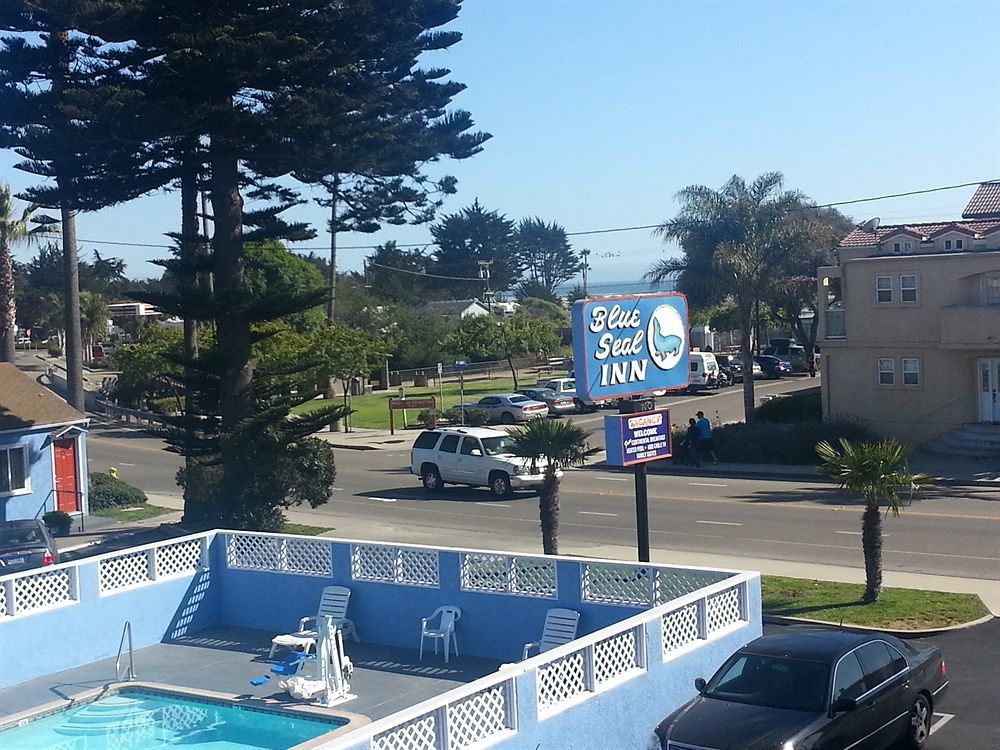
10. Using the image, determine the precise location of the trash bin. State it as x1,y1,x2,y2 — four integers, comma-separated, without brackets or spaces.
389,372,402,387
414,373,429,387
350,378,363,396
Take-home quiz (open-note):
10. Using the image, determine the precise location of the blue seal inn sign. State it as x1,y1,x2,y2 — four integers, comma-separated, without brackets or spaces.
571,293,690,400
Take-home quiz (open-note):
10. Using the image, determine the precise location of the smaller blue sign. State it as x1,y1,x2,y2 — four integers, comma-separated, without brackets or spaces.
454,360,469,371
604,408,672,467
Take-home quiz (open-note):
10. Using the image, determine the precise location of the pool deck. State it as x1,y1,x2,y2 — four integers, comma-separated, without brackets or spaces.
0,626,504,725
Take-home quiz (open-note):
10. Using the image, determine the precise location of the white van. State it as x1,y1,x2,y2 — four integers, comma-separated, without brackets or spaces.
688,352,719,392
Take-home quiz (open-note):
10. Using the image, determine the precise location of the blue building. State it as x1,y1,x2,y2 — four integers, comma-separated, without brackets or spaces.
0,363,89,522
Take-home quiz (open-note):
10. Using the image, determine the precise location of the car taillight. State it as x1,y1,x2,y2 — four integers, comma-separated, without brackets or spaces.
42,550,55,566
940,658,947,676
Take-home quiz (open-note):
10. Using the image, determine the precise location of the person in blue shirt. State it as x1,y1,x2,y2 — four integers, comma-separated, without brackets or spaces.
696,411,718,464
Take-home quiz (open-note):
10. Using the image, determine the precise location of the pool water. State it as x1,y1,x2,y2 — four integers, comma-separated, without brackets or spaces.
0,689,345,750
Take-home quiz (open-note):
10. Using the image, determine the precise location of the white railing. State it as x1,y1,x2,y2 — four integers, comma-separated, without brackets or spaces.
351,543,439,587
0,566,78,619
460,552,558,599
320,572,755,750
580,560,731,608
100,536,209,595
226,532,332,577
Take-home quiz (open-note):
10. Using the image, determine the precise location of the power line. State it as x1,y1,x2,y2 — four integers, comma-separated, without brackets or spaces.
366,260,480,282
73,177,995,254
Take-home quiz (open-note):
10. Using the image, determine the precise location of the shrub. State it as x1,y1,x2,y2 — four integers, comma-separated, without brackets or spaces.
43,510,73,536
463,408,490,426
89,472,149,510
711,419,877,465
148,396,185,415
755,392,822,424
417,409,438,428
47,343,63,357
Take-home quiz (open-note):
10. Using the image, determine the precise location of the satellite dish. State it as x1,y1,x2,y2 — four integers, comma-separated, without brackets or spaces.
860,217,880,232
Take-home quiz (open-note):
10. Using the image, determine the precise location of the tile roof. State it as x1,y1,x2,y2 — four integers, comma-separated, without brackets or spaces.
963,182,1000,219
838,220,1000,248
0,363,87,431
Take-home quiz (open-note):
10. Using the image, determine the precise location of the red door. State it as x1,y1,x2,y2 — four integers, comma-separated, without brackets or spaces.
54,438,80,513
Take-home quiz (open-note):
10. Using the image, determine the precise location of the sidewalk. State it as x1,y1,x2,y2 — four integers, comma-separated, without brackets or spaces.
313,426,1000,486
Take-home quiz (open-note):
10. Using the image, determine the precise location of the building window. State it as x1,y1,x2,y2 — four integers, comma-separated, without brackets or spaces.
955,239,964,249
875,276,892,303
944,239,952,250
902,358,920,386
900,275,918,303
985,273,1000,305
0,445,28,494
877,358,895,386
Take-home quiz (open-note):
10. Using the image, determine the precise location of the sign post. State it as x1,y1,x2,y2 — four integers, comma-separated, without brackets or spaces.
454,360,469,424
387,396,437,435
572,293,689,563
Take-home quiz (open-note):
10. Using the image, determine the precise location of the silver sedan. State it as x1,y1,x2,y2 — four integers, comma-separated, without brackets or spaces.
474,393,549,424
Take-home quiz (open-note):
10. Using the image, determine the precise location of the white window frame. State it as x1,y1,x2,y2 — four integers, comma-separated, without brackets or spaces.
892,242,901,253
875,275,893,303
0,443,30,496
955,238,964,250
944,239,952,250
984,272,1000,306
901,358,920,386
900,275,918,303
877,358,895,386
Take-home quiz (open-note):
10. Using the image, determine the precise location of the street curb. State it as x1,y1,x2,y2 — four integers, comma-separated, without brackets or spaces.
763,612,997,637
325,443,380,451
595,462,828,483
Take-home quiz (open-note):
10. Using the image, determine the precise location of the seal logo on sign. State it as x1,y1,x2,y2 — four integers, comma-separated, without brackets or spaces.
646,304,686,370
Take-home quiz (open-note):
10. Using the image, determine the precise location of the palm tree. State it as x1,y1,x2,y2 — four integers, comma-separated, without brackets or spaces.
646,173,811,423
508,419,597,555
0,184,56,362
816,438,932,603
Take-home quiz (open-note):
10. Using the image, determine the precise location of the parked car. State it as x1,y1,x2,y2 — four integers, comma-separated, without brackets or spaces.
650,629,948,750
754,354,792,379
537,377,614,411
516,387,575,417
0,519,59,574
687,352,720,392
764,342,809,373
473,393,549,424
410,426,560,498
717,354,744,383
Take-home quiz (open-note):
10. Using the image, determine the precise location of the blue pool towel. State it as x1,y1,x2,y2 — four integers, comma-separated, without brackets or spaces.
249,675,271,686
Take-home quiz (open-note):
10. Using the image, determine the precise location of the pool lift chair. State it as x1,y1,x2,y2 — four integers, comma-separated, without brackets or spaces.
278,616,355,708
269,585,357,660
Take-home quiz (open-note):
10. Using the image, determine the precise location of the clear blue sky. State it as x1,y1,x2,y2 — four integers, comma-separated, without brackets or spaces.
1,0,998,287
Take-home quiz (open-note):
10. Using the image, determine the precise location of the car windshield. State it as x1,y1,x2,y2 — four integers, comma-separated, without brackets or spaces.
509,395,530,404
481,435,517,456
704,652,830,712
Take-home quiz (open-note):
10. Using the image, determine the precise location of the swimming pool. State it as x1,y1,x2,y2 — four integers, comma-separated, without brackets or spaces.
0,687,351,750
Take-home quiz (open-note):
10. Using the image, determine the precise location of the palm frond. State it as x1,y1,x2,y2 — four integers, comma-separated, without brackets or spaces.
507,419,597,470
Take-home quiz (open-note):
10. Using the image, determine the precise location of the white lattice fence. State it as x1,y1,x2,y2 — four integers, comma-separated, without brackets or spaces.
0,581,7,617
593,626,644,686
536,650,587,713
662,602,700,656
580,562,655,607
12,568,74,614
706,585,743,633
352,544,438,587
100,550,150,593
446,682,514,749
156,539,203,578
226,534,332,577
657,568,731,603
373,712,439,750
460,553,556,598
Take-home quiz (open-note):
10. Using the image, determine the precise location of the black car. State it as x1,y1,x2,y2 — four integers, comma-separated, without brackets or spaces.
0,519,60,574
717,355,744,384
651,629,948,750
754,354,792,379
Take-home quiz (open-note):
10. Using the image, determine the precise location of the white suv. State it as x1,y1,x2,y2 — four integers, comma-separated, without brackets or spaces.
409,427,560,498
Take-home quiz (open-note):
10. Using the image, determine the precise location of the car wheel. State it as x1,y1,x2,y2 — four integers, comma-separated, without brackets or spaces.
904,694,931,749
421,465,443,492
489,472,512,499
573,398,586,412
500,412,515,425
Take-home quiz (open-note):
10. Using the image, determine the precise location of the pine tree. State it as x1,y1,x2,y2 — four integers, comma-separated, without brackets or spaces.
431,200,521,297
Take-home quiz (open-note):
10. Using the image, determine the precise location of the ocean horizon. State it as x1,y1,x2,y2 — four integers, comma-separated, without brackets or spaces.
554,278,677,297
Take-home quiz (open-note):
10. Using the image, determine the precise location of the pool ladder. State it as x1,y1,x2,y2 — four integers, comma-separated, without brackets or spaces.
116,621,137,681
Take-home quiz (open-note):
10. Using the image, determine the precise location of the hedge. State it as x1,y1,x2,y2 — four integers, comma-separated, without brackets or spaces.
754,392,822,424
89,472,149,510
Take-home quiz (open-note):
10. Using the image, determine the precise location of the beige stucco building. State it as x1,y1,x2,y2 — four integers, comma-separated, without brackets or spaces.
817,183,1000,448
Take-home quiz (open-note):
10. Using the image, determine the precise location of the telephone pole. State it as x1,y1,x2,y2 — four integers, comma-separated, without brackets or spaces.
478,260,493,315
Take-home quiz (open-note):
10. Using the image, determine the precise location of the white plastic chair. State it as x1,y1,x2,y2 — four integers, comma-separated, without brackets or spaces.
419,606,461,664
522,608,580,659
269,586,358,659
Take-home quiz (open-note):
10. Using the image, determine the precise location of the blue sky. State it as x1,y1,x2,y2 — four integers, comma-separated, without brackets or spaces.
1,0,998,287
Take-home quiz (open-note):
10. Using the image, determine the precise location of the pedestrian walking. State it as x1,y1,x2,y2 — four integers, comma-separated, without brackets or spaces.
696,411,718,464
684,417,701,467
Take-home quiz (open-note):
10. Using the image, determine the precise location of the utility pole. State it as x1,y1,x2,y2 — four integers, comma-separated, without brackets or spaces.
478,260,493,315
326,174,340,324
580,249,591,296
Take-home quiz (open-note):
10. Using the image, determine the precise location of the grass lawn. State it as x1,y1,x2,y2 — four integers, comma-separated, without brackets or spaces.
761,575,989,629
91,505,176,522
281,523,333,536
291,375,523,429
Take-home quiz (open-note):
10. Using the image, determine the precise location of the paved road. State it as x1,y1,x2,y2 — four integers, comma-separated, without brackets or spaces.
763,619,1000,750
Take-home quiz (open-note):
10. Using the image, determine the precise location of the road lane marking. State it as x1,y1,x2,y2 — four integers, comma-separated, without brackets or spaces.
331,487,344,491
368,497,398,503
596,477,629,482
930,713,954,735
118,462,136,467
579,511,619,517
480,503,511,508
689,482,728,487
835,531,891,537
696,520,742,526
